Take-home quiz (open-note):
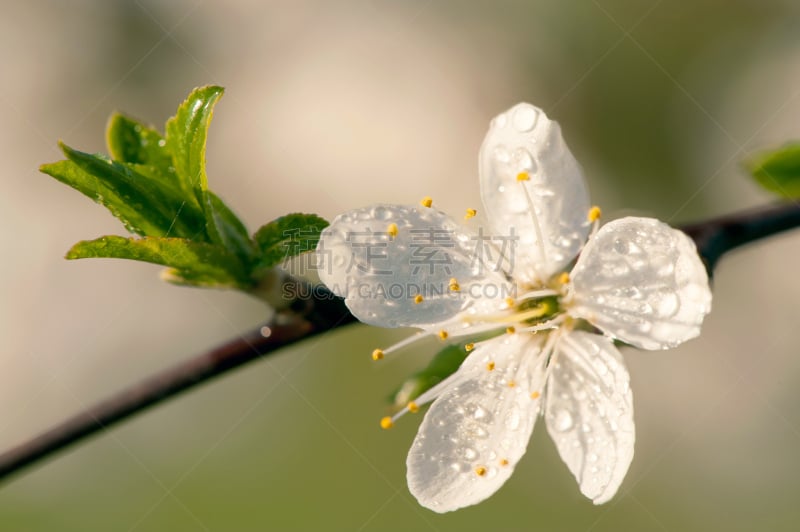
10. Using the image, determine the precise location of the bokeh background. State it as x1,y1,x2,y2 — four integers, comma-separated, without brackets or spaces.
2,0,800,530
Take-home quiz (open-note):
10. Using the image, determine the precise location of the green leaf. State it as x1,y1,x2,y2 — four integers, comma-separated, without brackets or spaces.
106,113,173,174
165,85,224,204
390,344,470,408
203,191,256,263
42,143,206,238
67,235,249,289
745,143,800,198
253,213,329,271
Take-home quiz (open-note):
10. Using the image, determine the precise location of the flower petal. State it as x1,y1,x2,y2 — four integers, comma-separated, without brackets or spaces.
406,334,548,513
545,331,634,504
570,217,712,349
317,204,511,328
478,103,591,282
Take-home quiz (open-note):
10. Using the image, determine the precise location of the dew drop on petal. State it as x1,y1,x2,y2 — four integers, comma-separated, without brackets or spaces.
555,410,574,432
512,105,538,132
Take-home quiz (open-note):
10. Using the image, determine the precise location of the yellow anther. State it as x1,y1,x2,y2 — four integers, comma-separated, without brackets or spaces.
504,297,515,308
499,458,509,467
516,172,530,182
407,401,419,414
530,391,541,399
380,417,394,430
449,281,460,292
558,272,570,285
506,326,516,334
486,361,495,371
465,343,475,352
387,223,398,237
414,294,424,304
464,208,477,220
371,349,384,361
507,380,516,388
588,205,602,222
438,330,449,340
475,466,487,477
420,196,433,208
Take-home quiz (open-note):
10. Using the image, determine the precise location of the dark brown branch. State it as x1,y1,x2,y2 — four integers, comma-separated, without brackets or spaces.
680,202,800,275
0,286,356,482
0,201,798,483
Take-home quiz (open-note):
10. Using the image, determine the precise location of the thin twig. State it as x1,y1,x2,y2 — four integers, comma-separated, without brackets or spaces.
0,286,356,481
0,202,798,483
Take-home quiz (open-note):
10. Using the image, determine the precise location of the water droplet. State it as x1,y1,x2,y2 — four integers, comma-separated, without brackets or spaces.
657,293,679,316
613,239,629,254
473,406,487,420
587,452,599,463
464,447,478,460
581,423,593,433
157,138,166,147
512,147,535,172
371,206,391,220
493,145,510,163
505,409,521,430
555,410,574,432
512,105,538,132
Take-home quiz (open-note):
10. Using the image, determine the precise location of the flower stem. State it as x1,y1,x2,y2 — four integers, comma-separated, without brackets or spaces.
0,201,798,482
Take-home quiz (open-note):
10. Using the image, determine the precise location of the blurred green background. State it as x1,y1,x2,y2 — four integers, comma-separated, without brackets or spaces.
2,0,800,530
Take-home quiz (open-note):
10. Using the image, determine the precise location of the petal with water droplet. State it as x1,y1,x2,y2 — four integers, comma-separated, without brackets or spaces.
478,103,591,283
317,204,511,327
545,331,634,504
407,334,548,513
570,217,712,349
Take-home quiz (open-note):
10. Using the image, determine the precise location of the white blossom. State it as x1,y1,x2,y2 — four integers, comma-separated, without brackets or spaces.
316,103,711,513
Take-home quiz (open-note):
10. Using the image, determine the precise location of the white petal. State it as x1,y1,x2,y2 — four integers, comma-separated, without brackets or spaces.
407,334,548,513
479,103,591,282
316,204,511,328
545,331,634,504
570,217,712,350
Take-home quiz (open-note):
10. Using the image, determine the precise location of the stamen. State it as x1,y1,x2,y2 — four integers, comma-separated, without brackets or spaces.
380,417,394,430
475,466,487,476
516,315,566,334
414,294,424,304
486,361,495,371
449,278,460,292
504,297,515,309
499,458,509,467
407,401,419,413
378,331,430,358
438,330,449,340
387,223,398,238
517,175,548,279
507,380,516,388
506,326,516,334
530,391,541,399
420,196,433,208
558,272,570,285
464,208,477,219
465,343,475,352
588,205,602,239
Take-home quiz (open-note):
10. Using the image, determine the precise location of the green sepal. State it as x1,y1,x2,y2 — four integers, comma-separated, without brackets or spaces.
390,344,470,409
745,143,800,198
67,235,249,289
252,213,329,271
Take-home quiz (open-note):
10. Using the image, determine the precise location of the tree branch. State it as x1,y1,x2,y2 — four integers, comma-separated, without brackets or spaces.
0,201,798,482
